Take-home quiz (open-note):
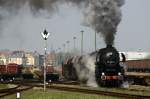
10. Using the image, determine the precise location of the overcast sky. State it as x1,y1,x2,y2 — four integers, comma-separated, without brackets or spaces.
0,0,149,54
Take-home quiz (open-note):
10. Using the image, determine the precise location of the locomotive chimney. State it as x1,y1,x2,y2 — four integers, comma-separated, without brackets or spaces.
106,44,113,48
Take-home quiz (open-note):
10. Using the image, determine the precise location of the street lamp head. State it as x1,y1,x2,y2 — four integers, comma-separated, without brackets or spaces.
81,30,84,33
73,37,76,39
66,41,70,44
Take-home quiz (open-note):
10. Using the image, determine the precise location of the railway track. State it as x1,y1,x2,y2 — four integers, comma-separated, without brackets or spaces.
46,85,150,99
0,84,33,98
0,80,79,86
0,85,20,93
1,81,150,99
20,83,150,99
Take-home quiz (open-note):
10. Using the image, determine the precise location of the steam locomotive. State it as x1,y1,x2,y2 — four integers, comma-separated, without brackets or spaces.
95,45,125,86
62,45,125,87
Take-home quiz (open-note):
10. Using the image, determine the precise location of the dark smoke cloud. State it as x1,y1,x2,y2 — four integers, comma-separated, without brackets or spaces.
28,0,59,14
0,0,24,12
83,0,125,45
0,0,125,45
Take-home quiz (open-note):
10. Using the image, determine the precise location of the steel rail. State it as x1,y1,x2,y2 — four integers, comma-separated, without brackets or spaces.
21,83,150,99
1,81,150,99
0,85,33,98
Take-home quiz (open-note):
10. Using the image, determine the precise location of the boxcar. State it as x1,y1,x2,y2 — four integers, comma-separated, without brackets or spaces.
46,66,59,82
0,63,21,81
22,66,34,79
125,59,150,85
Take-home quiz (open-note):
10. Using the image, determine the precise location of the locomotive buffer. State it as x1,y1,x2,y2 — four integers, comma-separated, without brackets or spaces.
41,29,50,91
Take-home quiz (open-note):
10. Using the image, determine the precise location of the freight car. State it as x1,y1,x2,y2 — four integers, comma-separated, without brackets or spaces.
125,59,150,85
22,66,34,79
0,63,21,81
62,45,125,87
0,63,60,82
21,66,60,81
46,66,59,82
62,57,78,81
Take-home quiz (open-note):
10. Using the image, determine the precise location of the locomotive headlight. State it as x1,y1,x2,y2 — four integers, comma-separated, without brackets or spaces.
102,72,105,76
118,72,121,76
118,72,123,80
101,72,106,80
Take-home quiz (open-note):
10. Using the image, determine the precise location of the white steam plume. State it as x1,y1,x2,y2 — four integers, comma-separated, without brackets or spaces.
73,55,98,87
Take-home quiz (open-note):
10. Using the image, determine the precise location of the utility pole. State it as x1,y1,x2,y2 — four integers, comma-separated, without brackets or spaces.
41,29,50,92
95,23,97,51
80,30,84,55
58,48,61,65
66,41,70,53
63,44,66,53
95,31,97,51
73,37,76,53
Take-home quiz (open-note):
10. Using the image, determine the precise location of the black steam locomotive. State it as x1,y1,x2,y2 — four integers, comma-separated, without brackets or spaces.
95,45,125,86
62,45,125,87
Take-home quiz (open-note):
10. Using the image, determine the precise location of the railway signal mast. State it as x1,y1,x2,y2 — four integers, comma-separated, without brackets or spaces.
41,29,50,91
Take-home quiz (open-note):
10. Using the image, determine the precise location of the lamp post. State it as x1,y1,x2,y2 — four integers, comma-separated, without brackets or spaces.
66,41,70,53
95,24,97,51
80,30,84,55
58,48,61,65
95,31,97,51
41,29,50,91
63,44,66,53
73,37,76,52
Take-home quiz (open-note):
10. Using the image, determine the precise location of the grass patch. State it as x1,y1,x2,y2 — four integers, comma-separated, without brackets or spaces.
0,84,8,89
3,89,119,99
